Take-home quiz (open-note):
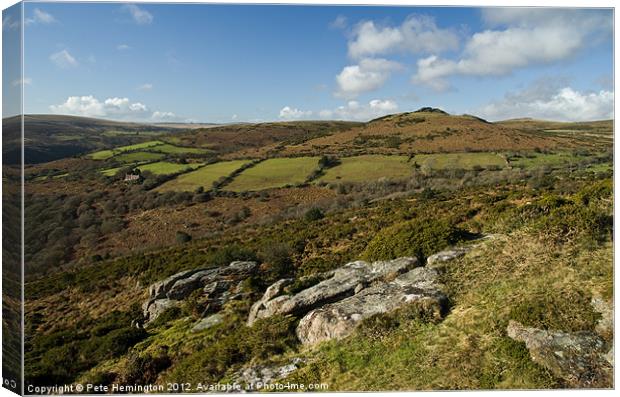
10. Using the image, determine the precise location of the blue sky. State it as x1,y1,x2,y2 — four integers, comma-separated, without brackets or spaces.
6,2,614,122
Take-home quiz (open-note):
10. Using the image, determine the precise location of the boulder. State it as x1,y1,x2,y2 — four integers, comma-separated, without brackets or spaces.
142,298,176,323
591,297,613,338
247,257,419,326
143,261,258,324
232,358,305,388
426,247,470,269
506,320,612,388
296,266,447,345
191,313,224,333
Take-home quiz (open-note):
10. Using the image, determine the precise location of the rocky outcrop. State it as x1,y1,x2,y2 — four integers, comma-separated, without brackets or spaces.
297,266,447,345
143,261,258,324
426,247,470,269
506,320,612,388
247,257,420,326
191,313,224,333
248,256,450,346
232,358,305,388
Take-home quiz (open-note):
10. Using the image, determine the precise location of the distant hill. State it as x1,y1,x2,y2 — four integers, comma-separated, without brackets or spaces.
278,108,611,156
2,114,185,164
171,120,362,155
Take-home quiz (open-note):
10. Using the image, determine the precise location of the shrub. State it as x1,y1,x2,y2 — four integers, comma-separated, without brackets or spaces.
509,288,600,332
304,207,325,222
120,350,172,385
363,217,466,261
210,244,257,267
176,231,192,244
259,242,294,279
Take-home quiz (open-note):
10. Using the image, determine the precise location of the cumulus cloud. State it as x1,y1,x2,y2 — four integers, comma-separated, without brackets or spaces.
336,58,402,98
137,83,153,91
50,49,78,68
477,83,613,122
122,4,153,25
413,9,612,90
151,111,178,121
348,15,459,59
50,95,106,117
117,44,131,51
49,95,181,121
319,99,399,121
279,106,313,120
25,8,57,26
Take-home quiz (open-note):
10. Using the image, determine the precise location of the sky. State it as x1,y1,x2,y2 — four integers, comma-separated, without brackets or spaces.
3,2,614,123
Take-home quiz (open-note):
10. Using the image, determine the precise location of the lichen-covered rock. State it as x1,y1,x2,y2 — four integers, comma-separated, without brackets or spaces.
191,313,224,333
296,266,447,345
591,297,613,339
426,247,470,269
506,320,612,388
143,261,258,324
232,358,305,388
247,257,419,326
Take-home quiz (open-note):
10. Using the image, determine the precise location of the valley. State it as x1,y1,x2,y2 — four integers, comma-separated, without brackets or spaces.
8,108,613,391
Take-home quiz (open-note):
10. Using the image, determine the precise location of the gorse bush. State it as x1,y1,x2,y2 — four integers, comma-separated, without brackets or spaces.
363,217,467,261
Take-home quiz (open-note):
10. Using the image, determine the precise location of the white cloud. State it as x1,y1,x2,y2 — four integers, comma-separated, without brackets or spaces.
319,99,399,121
25,8,57,26
49,95,170,121
348,16,459,59
231,114,238,120
151,111,178,121
12,77,32,87
329,15,347,30
117,44,131,51
3,15,20,31
279,106,313,120
122,4,153,25
137,83,153,91
336,58,402,98
477,83,613,122
413,9,612,90
50,49,78,69
50,95,105,117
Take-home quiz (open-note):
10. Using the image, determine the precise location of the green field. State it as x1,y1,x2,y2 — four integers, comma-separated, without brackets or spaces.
148,144,211,155
157,160,250,192
88,141,165,160
102,130,165,137
509,152,579,169
414,152,507,170
318,155,413,183
100,161,203,177
226,157,319,191
113,151,167,163
139,161,203,175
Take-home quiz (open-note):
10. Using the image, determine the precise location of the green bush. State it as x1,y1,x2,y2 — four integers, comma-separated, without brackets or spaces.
509,288,600,332
304,207,325,222
363,217,466,261
175,231,192,243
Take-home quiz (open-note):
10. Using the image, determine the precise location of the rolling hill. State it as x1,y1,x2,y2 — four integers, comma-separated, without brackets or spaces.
2,114,187,164
276,108,598,157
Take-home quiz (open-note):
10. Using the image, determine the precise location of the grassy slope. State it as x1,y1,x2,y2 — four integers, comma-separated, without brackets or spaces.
226,157,319,191
156,160,250,192
137,161,203,175
88,141,165,160
318,155,412,183
113,151,167,163
414,152,507,170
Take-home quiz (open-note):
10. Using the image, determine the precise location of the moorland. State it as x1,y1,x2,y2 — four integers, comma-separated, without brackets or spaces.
2,107,613,390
